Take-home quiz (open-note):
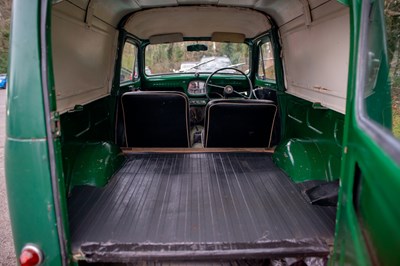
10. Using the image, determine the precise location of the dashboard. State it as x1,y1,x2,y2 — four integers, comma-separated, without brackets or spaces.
141,74,250,106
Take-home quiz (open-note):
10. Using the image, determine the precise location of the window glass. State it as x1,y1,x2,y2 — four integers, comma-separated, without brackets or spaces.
363,0,399,139
257,41,275,81
120,42,137,82
386,1,400,138
145,41,249,75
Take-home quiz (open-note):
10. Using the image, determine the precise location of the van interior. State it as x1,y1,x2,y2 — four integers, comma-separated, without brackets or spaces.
52,0,349,264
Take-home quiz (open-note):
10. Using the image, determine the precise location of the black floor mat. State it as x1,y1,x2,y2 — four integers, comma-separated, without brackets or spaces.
69,153,336,262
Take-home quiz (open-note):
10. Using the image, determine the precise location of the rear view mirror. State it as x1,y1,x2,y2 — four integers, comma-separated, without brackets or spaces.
187,44,208,52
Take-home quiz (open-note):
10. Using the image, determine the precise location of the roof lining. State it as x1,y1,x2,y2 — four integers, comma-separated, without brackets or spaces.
123,6,272,40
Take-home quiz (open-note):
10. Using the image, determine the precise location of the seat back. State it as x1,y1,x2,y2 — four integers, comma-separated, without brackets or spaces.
121,91,190,147
204,99,277,148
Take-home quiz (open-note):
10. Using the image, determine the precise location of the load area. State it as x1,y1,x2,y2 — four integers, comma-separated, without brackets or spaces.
48,1,349,264
69,152,336,263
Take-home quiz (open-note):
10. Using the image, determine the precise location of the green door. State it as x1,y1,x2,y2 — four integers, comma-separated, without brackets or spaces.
333,0,400,265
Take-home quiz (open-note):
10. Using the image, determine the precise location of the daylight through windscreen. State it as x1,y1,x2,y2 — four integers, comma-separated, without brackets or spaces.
145,41,249,75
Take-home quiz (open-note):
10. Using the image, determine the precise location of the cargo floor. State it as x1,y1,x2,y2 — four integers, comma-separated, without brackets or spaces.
69,153,336,262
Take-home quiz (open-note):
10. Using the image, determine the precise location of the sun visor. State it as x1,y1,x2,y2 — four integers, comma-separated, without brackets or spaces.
211,32,246,43
149,33,183,44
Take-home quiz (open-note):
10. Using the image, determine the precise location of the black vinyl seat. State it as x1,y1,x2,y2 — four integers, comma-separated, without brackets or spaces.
203,99,277,148
121,91,190,147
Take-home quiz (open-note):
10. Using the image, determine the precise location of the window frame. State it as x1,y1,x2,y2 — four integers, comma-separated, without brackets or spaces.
120,40,139,84
256,38,276,83
142,40,252,77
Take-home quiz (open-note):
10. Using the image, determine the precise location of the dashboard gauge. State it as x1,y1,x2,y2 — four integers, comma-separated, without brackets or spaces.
187,80,206,95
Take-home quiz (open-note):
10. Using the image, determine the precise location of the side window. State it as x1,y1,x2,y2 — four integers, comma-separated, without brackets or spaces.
386,1,400,138
363,0,399,140
257,41,275,82
120,42,138,83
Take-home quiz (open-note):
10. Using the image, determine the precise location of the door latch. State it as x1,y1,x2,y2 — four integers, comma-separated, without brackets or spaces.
51,111,61,138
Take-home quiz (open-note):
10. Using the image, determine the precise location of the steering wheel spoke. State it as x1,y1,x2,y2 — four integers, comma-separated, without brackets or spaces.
205,67,253,100
207,83,225,89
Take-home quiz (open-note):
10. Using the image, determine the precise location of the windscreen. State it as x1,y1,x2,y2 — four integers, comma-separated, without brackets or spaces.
145,41,249,75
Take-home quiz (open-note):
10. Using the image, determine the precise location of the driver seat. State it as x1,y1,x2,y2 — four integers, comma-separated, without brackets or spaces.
203,99,277,148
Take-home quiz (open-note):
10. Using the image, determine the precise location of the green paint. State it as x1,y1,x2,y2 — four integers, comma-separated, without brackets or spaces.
5,140,63,265
337,0,350,6
273,95,344,182
141,73,250,95
63,142,125,191
6,1,46,139
5,139,60,265
5,0,56,262
5,1,68,264
274,139,341,182
60,96,113,143
5,0,400,265
60,97,125,192
332,0,400,265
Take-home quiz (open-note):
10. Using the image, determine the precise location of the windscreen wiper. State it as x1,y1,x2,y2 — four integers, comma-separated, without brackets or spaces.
183,58,216,72
227,62,245,68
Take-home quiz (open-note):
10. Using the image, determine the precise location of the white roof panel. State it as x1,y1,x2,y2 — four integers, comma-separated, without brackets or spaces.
124,6,271,39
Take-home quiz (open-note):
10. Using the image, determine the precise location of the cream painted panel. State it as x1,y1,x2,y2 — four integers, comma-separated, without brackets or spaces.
52,2,118,113
57,0,321,33
66,0,88,10
124,6,270,39
58,0,320,33
280,1,350,114
94,0,141,26
255,0,303,27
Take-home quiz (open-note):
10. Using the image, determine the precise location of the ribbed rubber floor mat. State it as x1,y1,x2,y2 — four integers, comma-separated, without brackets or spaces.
69,153,336,262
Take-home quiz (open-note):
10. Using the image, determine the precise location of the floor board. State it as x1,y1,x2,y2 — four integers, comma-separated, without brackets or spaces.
69,153,336,262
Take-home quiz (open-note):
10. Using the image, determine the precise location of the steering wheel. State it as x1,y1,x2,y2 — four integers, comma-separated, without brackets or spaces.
204,67,253,99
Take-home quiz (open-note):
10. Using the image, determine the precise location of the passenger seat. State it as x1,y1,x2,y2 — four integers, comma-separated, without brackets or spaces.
203,99,277,148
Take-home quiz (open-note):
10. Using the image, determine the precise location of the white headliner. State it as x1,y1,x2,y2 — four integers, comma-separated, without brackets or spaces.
65,0,312,28
124,6,271,39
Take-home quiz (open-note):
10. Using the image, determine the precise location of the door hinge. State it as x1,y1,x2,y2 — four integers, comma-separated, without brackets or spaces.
51,111,61,138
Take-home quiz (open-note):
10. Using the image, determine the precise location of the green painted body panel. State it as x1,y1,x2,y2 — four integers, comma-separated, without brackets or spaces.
333,132,400,265
332,0,400,265
6,1,46,139
5,0,399,265
60,96,113,143
63,142,125,191
274,139,342,182
273,95,344,182
280,95,344,144
5,140,62,265
5,1,67,264
60,97,124,192
53,138,73,264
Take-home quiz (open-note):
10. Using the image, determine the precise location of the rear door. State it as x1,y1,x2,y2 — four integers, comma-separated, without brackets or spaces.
333,0,400,265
